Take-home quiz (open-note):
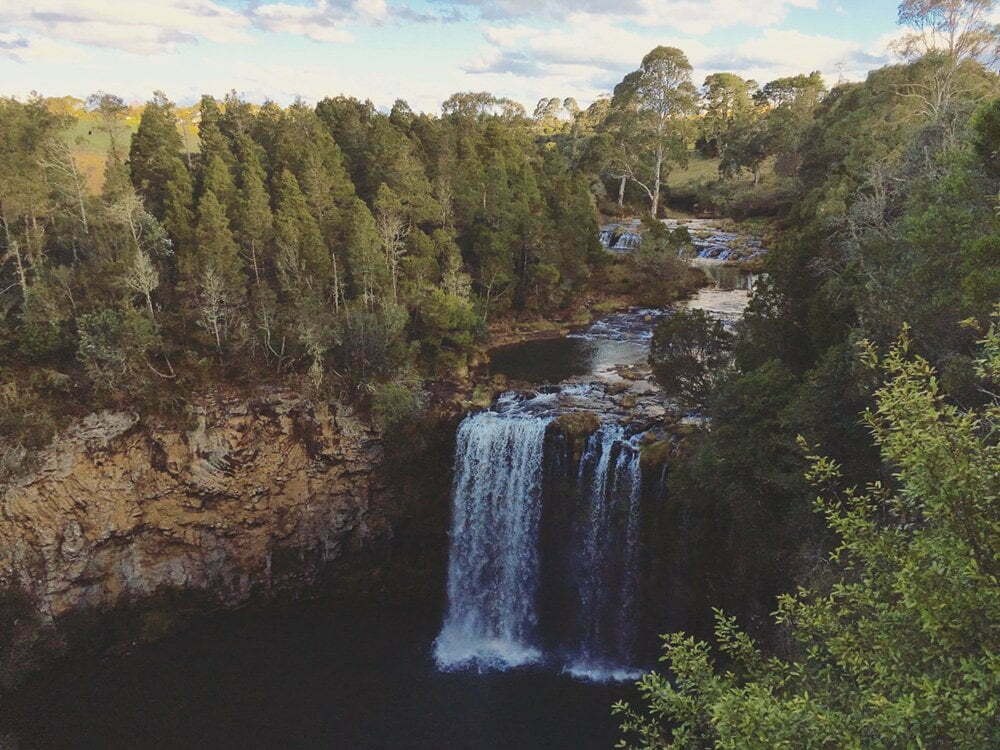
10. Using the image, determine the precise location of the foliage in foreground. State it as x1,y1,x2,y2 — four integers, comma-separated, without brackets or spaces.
649,308,734,407
616,320,1000,749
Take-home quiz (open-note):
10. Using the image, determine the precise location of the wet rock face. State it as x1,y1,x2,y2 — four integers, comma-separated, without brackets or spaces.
0,391,390,622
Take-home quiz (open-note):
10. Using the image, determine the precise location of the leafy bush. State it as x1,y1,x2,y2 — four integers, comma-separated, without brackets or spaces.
76,308,160,395
371,381,426,432
330,302,410,392
409,288,482,373
616,327,1000,749
649,309,734,406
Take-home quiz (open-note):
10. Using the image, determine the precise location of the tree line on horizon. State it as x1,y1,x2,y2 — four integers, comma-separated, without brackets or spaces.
0,39,857,463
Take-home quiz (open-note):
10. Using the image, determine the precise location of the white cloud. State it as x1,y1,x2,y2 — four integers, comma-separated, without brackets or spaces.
0,1,251,54
250,1,390,44
0,0,394,55
0,30,89,64
467,19,890,100
468,15,713,82
436,0,817,33
731,28,860,71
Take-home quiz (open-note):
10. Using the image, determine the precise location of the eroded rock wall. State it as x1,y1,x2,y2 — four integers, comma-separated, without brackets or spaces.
0,390,391,622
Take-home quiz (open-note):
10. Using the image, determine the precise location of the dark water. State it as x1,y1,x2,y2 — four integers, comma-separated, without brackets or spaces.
488,337,598,383
488,309,666,385
3,599,633,750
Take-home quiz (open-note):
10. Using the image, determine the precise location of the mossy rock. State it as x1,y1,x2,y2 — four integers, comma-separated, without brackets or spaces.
640,439,673,471
667,422,701,438
555,411,600,440
470,386,494,408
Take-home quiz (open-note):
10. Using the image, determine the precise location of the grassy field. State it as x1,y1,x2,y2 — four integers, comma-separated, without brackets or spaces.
61,106,199,193
665,153,779,188
665,155,722,188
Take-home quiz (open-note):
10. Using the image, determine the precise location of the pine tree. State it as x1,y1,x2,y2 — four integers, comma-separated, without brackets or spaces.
300,150,344,247
197,96,236,168
161,156,195,259
362,118,439,224
220,91,254,142
128,91,186,218
101,149,132,204
200,152,237,221
193,190,245,296
234,135,273,287
343,196,384,306
272,169,330,298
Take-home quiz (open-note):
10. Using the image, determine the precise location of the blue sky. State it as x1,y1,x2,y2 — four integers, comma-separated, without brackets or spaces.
0,1,905,111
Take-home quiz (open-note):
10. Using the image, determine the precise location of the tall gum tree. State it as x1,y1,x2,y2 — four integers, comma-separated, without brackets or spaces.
612,46,698,217
893,0,1000,128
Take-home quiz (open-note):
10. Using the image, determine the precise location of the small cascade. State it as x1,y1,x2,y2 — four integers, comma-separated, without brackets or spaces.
434,411,552,670
612,232,641,251
598,229,614,247
564,424,644,682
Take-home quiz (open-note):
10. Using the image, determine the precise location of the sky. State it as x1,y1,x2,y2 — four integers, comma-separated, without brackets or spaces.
0,1,909,112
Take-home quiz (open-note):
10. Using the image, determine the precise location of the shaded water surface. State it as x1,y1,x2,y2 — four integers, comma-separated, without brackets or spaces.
488,309,668,384
4,600,631,749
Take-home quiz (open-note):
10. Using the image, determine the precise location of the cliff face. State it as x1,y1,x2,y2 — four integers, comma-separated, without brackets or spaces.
0,390,394,623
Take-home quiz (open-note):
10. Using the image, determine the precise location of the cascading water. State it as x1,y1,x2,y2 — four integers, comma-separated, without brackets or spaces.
435,308,679,682
434,392,649,681
563,424,644,682
434,410,552,670
612,232,640,251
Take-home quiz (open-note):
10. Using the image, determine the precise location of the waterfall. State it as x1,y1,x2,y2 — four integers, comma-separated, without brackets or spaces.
434,411,552,671
612,232,640,251
563,424,643,682
435,384,650,681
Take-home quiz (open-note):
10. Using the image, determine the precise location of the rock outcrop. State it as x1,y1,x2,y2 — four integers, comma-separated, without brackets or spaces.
0,390,392,624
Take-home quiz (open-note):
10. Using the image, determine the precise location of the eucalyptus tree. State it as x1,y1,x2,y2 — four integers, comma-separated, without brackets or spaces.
85,91,128,160
700,73,758,159
40,134,91,241
755,72,826,177
611,47,698,216
894,0,1000,127
0,96,64,302
373,183,410,304
896,0,1000,63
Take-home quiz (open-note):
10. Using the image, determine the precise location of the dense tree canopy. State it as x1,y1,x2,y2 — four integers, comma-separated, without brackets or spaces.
0,85,607,464
628,4,1000,745
619,324,1000,749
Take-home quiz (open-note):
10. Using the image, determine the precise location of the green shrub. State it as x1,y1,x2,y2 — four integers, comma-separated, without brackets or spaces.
371,381,426,432
650,309,734,406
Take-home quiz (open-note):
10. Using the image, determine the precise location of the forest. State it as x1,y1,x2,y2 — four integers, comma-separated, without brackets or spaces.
0,0,998,747
0,85,608,463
